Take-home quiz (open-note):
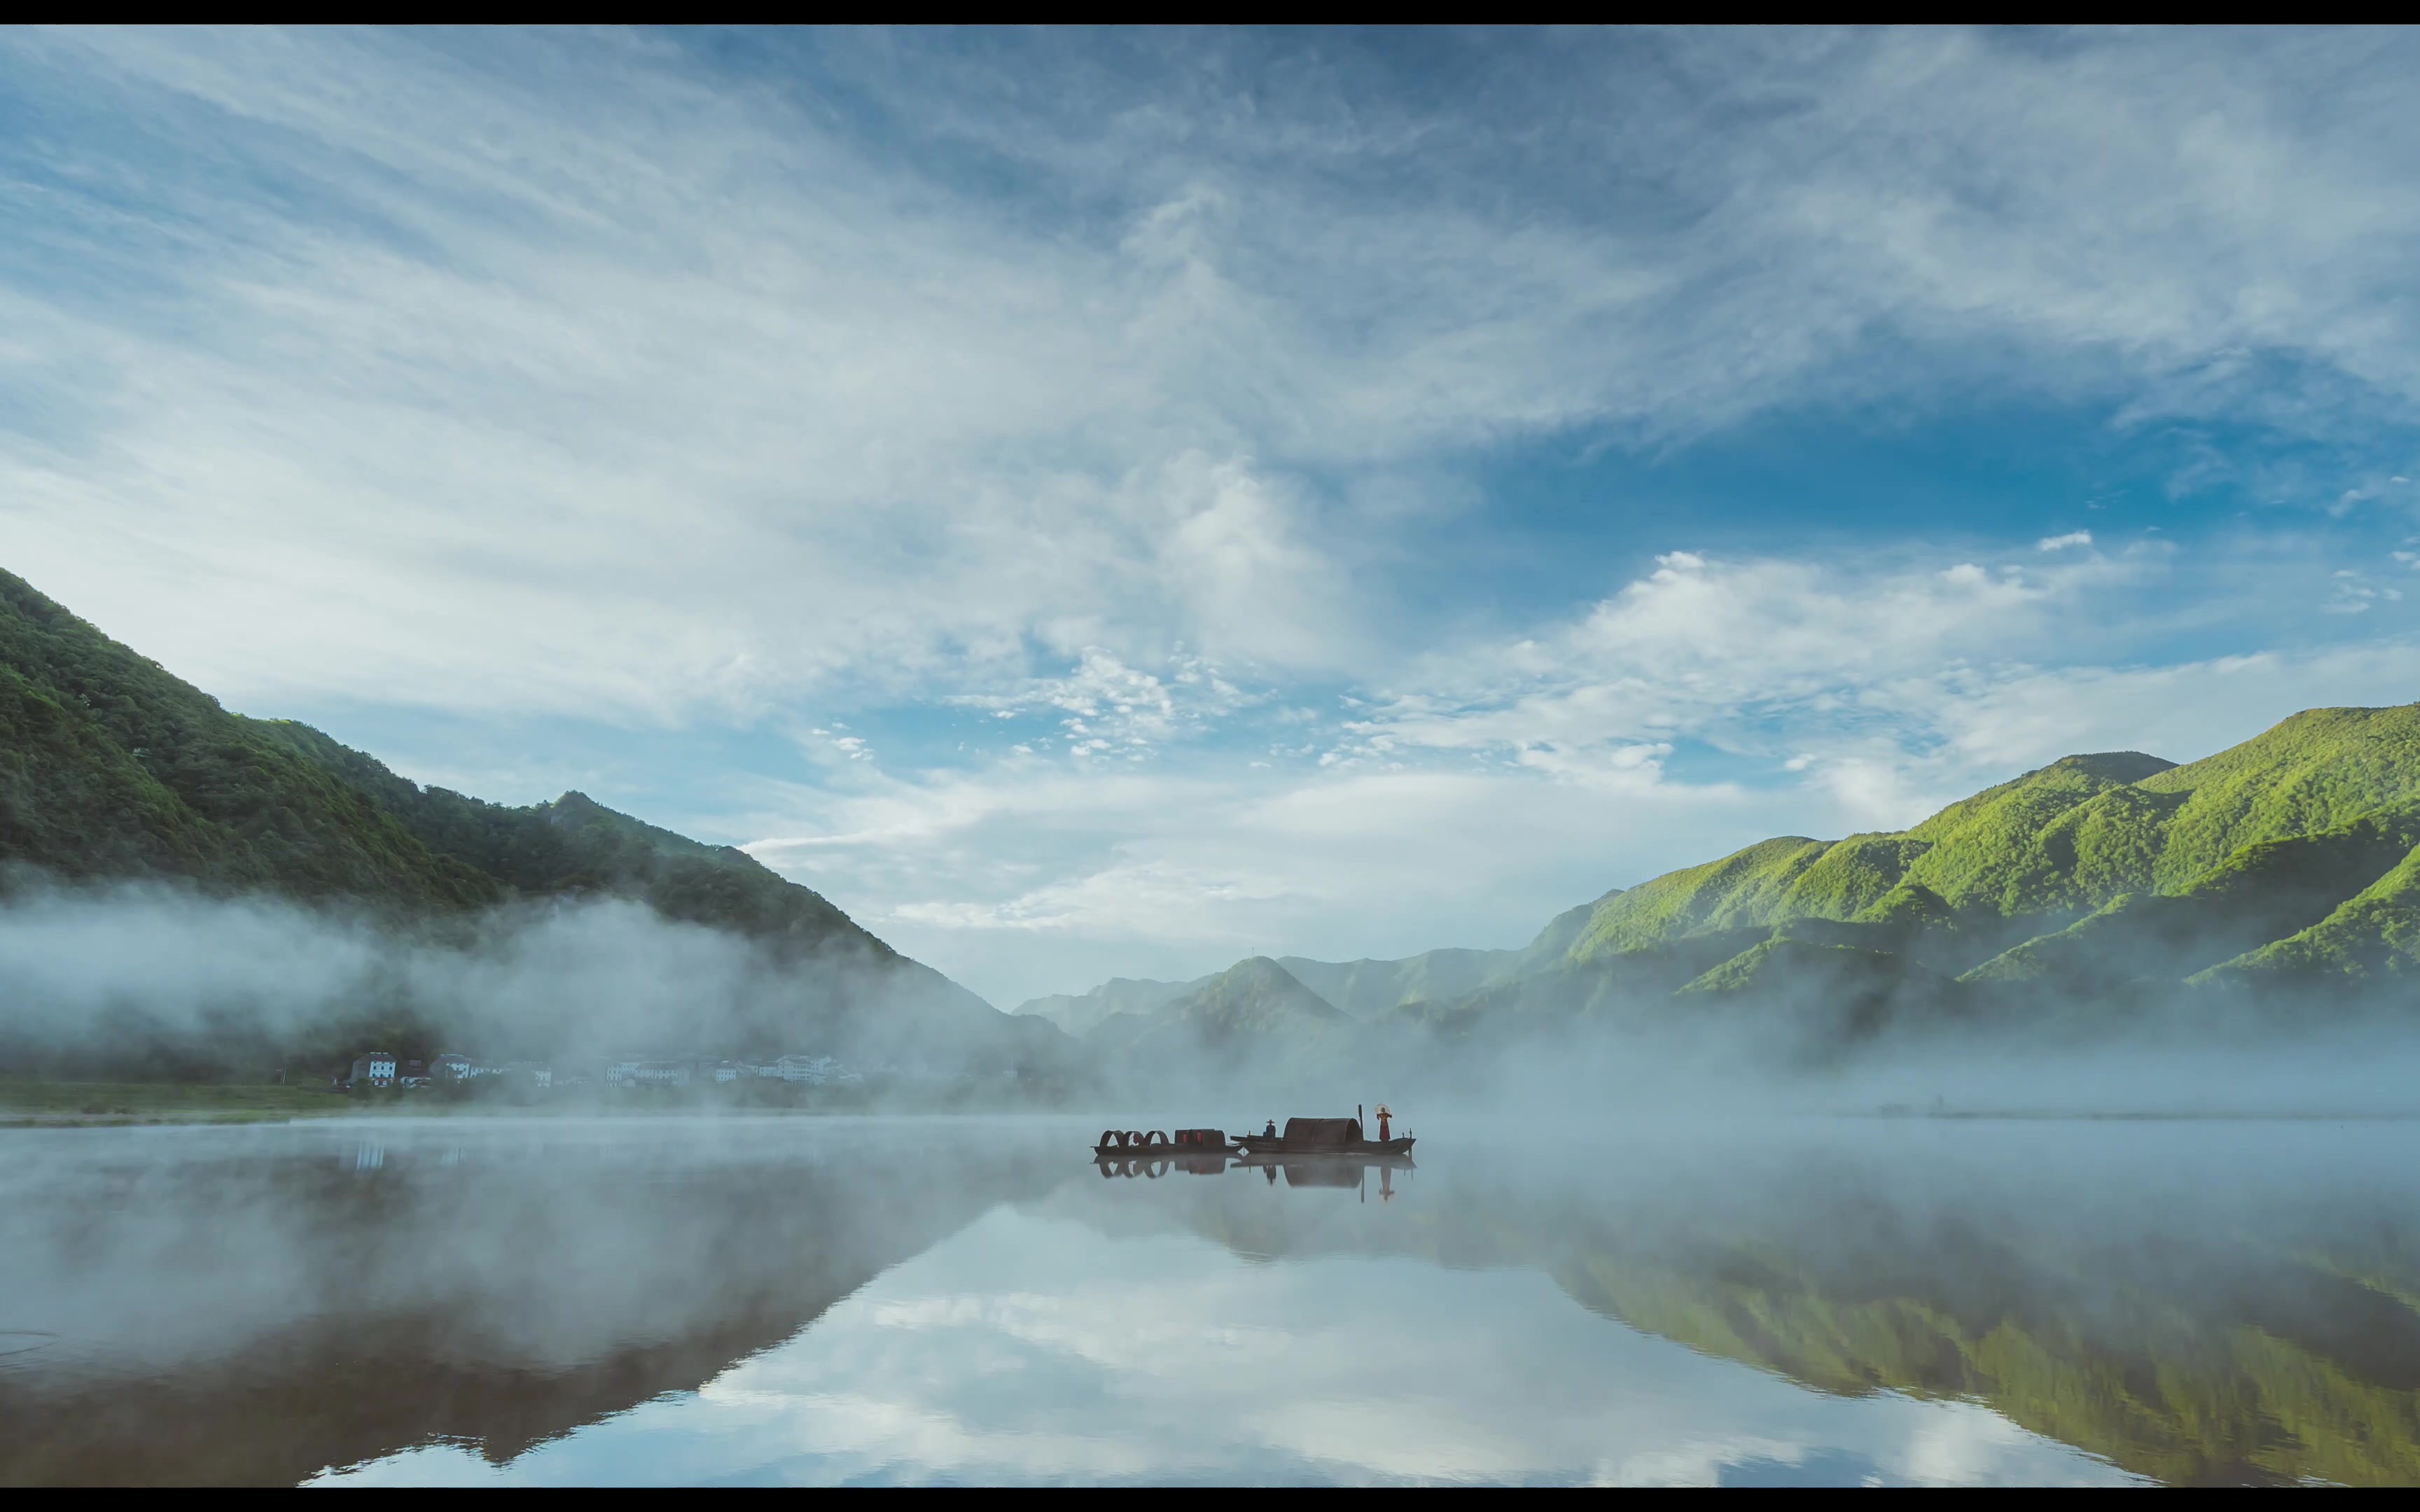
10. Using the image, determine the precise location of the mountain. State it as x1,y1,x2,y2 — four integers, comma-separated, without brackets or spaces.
1013,976,1200,1036
1024,888,1624,1035
1530,708,2420,1023
1043,706,2420,1066
1086,957,1359,1074
0,566,1076,1082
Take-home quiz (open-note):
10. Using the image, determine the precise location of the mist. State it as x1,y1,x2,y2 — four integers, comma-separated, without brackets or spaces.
8,1110,2419,1485
0,874,1068,1088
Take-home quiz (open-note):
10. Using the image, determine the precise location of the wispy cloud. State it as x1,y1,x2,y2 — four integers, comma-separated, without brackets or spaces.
8,28,2420,1001
7,27,2420,726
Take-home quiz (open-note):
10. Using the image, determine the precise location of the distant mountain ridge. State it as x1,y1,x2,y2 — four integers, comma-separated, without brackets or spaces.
1087,957,1358,1075
1035,707,2420,1062
1012,888,1622,1033
0,566,1071,1079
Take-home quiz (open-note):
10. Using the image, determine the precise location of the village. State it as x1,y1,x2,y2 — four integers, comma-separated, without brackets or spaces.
340,1050,869,1096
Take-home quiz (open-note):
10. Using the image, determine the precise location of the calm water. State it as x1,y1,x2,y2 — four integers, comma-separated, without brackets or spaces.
5,1113,2419,1485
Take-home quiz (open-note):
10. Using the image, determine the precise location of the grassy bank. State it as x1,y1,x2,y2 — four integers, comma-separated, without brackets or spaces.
0,1078,1066,1126
0,1079,357,1126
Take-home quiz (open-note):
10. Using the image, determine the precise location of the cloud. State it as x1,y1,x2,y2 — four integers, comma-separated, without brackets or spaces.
8,29,2420,1002
948,646,1252,761
1336,545,2157,774
6,27,2420,729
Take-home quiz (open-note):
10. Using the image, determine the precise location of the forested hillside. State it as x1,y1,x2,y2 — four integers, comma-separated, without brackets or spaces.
0,567,1071,1080
1040,706,2420,1065
1452,707,2420,1049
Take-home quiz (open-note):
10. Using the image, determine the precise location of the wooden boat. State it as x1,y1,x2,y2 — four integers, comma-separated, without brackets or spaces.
1090,1127,1237,1158
1230,1115,1414,1158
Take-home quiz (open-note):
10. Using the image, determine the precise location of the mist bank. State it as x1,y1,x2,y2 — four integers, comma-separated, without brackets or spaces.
0,874,1081,1092
8,884,2416,1120
2,565,1083,1086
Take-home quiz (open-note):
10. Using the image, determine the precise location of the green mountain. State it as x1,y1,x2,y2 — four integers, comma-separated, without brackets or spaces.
1013,976,1198,1036
1023,888,1624,1035
1528,708,2420,1028
1276,948,1516,1020
0,567,1074,1081
1087,956,1359,1073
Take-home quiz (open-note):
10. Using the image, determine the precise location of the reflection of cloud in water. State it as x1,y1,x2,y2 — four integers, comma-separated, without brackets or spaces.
326,1206,2128,1486
21,1115,2420,1485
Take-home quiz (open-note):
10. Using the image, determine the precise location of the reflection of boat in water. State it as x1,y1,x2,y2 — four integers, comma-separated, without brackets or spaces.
1237,1149,1415,1173
1230,1106,1414,1159
1094,1153,1232,1179
1243,1155,1410,1200
1091,1128,1237,1159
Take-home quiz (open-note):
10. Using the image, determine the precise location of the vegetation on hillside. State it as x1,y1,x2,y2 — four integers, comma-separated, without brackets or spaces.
1052,706,2420,1068
0,567,1065,1082
1531,710,2420,1035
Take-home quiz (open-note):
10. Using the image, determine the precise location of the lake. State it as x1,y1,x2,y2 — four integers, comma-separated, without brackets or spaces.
5,1112,2418,1485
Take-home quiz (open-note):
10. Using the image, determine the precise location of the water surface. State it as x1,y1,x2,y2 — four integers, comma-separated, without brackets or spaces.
5,1114,2417,1485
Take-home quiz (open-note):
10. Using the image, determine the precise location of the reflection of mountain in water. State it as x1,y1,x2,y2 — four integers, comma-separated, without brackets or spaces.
1050,1126,2420,1487
0,1124,1067,1486
17,1121,2420,1487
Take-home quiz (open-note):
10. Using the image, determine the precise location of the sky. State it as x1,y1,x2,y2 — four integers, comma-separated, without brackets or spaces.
5,26,2420,1008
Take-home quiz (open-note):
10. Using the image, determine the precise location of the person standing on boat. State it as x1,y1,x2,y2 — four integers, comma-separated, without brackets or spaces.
1263,1119,1277,1140
1375,1105,1392,1142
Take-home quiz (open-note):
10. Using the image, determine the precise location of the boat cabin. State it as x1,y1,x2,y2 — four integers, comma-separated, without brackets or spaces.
1281,1116,1361,1148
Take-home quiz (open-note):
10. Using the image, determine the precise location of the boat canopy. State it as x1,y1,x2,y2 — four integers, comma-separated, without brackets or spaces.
1281,1116,1362,1147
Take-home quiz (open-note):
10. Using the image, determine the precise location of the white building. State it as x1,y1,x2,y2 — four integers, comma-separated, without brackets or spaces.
610,1059,691,1088
432,1052,477,1081
775,1054,863,1086
350,1051,396,1088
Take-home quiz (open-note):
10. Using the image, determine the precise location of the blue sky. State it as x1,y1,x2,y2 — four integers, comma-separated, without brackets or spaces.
6,27,2419,1007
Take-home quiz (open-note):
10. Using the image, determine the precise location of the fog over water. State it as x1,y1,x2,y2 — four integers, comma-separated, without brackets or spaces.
6,1113,2419,1485
0,881,1043,1079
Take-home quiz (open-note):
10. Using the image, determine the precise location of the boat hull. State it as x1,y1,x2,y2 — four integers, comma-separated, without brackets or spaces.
1232,1136,1415,1158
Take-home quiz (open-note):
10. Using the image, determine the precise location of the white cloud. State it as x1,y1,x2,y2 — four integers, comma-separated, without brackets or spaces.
6,27,2420,727
734,744,1786,1003
703,532,2420,1002
950,646,1251,760
8,30,2420,1002
1337,546,2157,775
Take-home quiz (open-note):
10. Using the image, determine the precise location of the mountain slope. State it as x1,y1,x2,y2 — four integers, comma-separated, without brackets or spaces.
1277,948,1515,1021
1026,888,1625,1034
2202,840,2420,984
0,566,1067,1077
1552,710,2420,1009
1014,976,1201,1036
1088,956,1358,1072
